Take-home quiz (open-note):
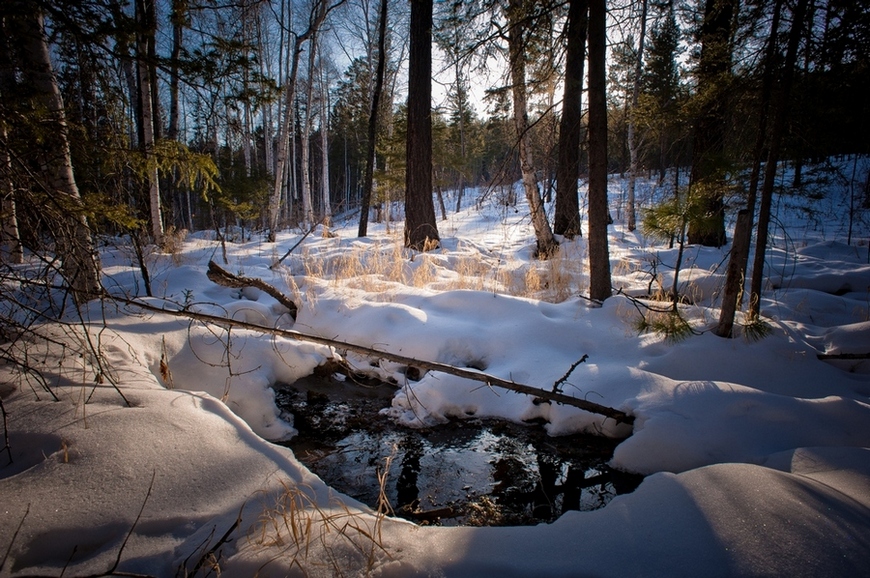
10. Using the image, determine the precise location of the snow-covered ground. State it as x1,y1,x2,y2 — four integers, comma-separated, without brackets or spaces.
2,161,869,576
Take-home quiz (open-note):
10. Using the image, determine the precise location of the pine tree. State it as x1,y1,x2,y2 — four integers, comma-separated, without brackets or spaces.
686,0,737,248
404,0,439,251
554,0,588,239
587,0,611,300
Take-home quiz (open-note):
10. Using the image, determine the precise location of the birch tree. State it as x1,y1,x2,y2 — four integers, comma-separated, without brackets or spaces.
10,3,102,302
269,0,339,242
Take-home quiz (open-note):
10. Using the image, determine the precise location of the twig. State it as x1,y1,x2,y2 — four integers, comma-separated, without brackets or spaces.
189,503,244,576
106,470,157,575
1,503,29,574
270,220,322,269
551,354,588,394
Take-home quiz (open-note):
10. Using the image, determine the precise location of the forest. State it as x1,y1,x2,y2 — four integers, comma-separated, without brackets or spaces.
1,0,867,303
1,0,869,575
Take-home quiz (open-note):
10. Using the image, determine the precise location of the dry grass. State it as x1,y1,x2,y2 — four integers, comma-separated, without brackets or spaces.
295,236,592,303
248,456,396,576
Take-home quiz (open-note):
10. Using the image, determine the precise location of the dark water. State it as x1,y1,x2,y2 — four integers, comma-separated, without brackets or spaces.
275,375,642,527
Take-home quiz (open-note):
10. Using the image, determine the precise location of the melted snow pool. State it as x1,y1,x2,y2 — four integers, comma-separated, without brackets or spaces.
276,375,642,526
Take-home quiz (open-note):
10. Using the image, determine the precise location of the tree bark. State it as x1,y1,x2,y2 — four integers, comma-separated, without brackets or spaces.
0,26,23,265
715,0,783,337
319,45,332,228
587,0,612,301
136,0,163,245
14,5,101,302
300,28,318,227
554,0,588,239
508,0,558,258
748,0,810,320
404,0,439,251
626,0,648,233
358,0,388,237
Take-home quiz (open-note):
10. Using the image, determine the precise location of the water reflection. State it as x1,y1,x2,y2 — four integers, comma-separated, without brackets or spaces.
276,377,642,526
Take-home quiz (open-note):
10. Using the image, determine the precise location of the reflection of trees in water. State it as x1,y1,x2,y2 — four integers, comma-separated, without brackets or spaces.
396,436,423,510
279,381,642,526
491,447,618,523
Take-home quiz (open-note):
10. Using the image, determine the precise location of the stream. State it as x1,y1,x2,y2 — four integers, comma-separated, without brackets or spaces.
276,374,642,527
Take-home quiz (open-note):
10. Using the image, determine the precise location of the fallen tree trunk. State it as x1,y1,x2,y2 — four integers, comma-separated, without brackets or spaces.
817,352,870,360
115,296,635,426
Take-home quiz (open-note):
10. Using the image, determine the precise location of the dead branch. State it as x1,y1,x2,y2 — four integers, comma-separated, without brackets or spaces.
552,354,588,393
206,261,298,320
115,296,635,425
270,220,321,269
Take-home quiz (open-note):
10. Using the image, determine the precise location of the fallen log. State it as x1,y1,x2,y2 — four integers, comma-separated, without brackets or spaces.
116,296,635,426
207,260,298,319
817,352,870,360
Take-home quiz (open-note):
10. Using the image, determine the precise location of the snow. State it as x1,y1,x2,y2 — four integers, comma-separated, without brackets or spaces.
2,163,869,576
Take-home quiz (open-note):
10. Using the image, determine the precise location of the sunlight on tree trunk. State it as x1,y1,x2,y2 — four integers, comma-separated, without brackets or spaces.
16,5,101,302
508,0,557,259
404,0,439,251
554,0,588,239
587,0,611,301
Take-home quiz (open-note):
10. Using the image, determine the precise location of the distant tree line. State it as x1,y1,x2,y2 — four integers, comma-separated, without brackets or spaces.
0,0,867,323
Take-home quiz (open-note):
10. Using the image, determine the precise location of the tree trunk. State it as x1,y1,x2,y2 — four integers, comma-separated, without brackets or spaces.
404,0,439,251
359,0,388,237
320,47,332,228
300,35,317,227
715,0,783,337
15,5,101,302
748,0,810,320
0,125,23,265
136,0,162,245
269,0,331,242
508,0,557,258
686,0,736,248
0,27,23,265
626,0,648,233
587,0,612,301
554,0,588,239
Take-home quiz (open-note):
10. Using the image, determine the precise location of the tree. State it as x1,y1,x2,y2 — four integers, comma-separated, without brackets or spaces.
715,0,784,338
404,0,439,251
641,0,682,183
268,0,337,242
686,0,737,248
626,0,648,232
7,2,102,302
358,0,389,237
135,0,163,245
0,22,23,265
587,0,611,301
554,0,588,239
748,0,810,321
507,0,557,258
